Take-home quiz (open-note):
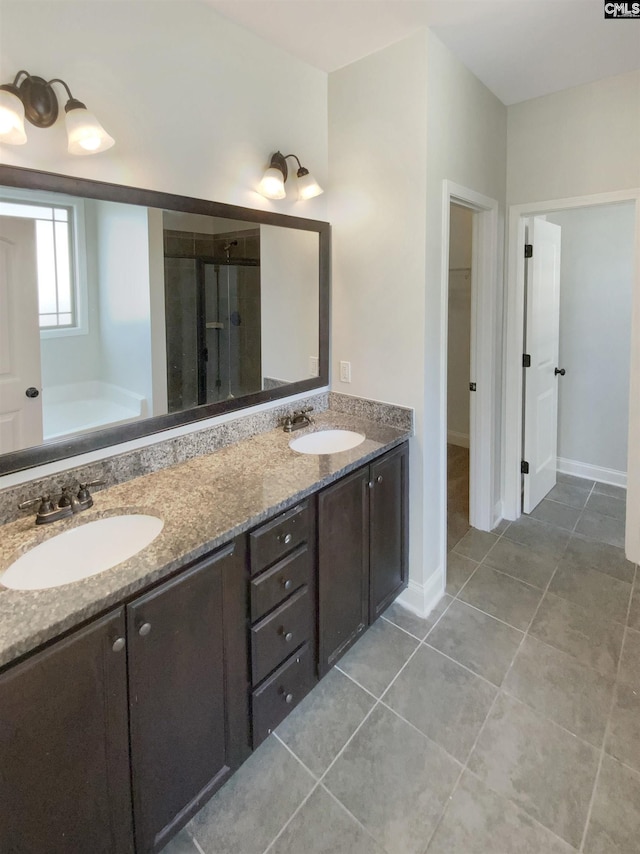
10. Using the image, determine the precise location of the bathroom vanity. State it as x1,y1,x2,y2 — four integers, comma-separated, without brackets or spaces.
0,411,409,854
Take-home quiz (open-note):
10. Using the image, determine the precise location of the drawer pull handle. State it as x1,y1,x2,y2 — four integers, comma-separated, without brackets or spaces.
285,692,294,704
377,475,383,484
138,622,152,637
282,578,293,590
112,637,125,653
278,532,293,545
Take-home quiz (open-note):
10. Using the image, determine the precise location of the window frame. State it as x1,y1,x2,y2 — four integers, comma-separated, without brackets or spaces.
0,187,88,338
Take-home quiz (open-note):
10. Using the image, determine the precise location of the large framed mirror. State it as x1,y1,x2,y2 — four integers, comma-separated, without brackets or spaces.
0,165,330,475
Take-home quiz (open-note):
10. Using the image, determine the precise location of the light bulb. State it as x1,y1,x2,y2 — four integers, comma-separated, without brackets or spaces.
65,104,114,155
0,88,27,145
297,170,323,201
258,166,286,200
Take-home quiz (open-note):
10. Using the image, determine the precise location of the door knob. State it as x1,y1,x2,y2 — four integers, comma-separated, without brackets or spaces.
554,368,566,376
138,622,151,637
25,387,39,398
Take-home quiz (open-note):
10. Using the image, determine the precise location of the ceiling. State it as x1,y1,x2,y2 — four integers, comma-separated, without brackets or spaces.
206,0,640,105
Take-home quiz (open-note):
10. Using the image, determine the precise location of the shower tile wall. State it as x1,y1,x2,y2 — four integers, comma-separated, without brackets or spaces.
163,228,262,406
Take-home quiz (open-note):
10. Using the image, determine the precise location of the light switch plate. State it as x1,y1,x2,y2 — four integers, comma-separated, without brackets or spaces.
339,361,351,383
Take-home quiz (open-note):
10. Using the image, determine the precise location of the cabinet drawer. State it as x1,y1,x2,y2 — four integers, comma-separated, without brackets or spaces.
249,501,310,575
250,545,313,622
252,642,316,747
251,585,313,685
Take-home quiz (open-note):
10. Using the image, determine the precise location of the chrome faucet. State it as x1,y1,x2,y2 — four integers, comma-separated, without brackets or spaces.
281,407,314,433
18,479,105,525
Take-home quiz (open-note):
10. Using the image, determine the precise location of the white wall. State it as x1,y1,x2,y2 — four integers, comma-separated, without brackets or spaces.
547,203,635,476
0,0,328,219
95,201,153,408
507,71,640,205
423,31,507,599
329,30,506,614
329,32,430,608
260,226,319,383
447,203,473,445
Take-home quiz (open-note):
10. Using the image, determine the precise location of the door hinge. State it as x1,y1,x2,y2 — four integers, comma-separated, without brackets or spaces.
469,382,476,392
524,244,533,258
522,354,531,368
521,460,530,474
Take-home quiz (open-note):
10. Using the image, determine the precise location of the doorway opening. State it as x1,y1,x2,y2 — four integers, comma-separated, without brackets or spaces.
440,181,500,589
504,190,640,559
447,202,473,552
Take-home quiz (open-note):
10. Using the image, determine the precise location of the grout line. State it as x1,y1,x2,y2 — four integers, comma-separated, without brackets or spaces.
379,613,427,642
261,780,321,854
380,589,454,642
475,559,548,592
420,686,504,854
420,640,502,689
188,831,206,854
272,732,321,782
442,595,528,635
319,783,395,852
577,562,636,852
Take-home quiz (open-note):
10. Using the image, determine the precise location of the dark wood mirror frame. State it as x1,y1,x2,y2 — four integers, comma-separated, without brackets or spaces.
0,165,330,476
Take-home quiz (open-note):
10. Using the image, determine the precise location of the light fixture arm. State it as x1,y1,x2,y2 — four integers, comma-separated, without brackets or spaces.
0,71,88,128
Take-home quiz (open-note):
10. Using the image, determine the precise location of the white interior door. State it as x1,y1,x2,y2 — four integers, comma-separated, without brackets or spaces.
523,217,562,513
0,217,43,453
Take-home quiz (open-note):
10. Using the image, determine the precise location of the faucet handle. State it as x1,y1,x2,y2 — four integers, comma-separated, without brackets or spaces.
18,494,51,512
79,478,105,490
77,478,105,506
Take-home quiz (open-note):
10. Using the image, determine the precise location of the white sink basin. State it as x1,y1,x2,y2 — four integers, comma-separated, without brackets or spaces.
289,429,365,455
2,514,164,591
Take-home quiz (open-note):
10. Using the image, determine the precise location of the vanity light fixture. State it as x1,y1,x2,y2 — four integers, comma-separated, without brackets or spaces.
258,151,323,201
0,70,114,155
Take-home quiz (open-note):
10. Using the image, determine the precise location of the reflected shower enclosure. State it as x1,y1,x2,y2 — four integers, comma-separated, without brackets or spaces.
164,227,262,411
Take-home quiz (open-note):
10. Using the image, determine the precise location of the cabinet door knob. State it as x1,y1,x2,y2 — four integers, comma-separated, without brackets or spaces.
112,637,125,653
285,692,294,704
138,622,151,637
285,631,293,642
368,481,374,489
278,532,292,545
282,578,293,590
376,475,383,484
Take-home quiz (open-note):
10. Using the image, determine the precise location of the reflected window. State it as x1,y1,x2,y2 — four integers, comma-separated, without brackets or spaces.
0,200,77,330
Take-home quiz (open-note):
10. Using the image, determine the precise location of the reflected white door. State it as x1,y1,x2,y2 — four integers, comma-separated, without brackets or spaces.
523,217,562,513
0,217,43,453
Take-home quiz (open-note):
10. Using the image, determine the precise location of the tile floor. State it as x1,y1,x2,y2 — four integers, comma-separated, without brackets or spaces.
162,471,639,854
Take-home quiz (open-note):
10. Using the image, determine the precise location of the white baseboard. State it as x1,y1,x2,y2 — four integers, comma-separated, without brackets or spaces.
447,430,469,448
557,457,627,488
396,569,445,619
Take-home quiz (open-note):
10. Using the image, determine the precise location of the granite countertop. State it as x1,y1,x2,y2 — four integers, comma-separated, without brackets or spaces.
0,410,410,669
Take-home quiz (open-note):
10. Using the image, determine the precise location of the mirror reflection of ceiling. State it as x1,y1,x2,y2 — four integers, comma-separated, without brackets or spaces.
0,187,320,457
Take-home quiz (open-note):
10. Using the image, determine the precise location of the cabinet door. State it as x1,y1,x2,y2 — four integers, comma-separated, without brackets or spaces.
0,609,133,854
128,539,249,854
369,443,409,621
318,466,369,676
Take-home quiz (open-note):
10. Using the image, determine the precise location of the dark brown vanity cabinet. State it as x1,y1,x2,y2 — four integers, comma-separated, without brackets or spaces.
0,609,134,854
128,539,249,853
0,539,249,854
248,500,318,747
318,443,408,675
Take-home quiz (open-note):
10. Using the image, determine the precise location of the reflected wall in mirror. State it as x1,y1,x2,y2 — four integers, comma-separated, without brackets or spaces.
0,166,329,475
